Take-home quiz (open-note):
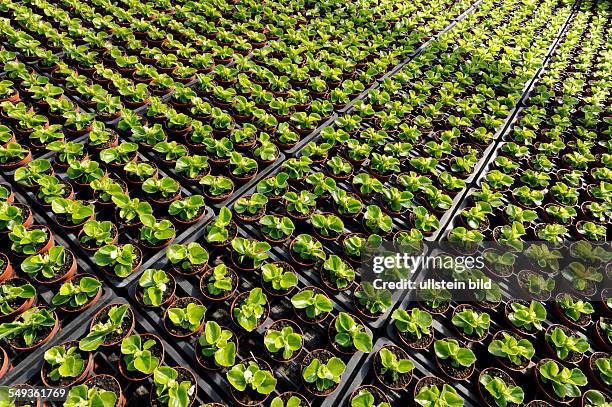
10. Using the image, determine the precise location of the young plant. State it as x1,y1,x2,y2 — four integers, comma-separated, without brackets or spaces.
451,308,490,338
20,246,68,281
488,332,535,366
391,308,432,339
51,276,101,309
138,269,171,307
508,301,547,332
291,289,333,319
205,207,233,244
261,263,298,292
227,361,277,395
169,195,206,221
355,282,392,315
120,334,160,375
259,215,295,240
80,220,115,248
538,360,587,399
167,302,207,333
302,356,346,392
80,304,130,351
378,347,415,383
264,325,303,360
434,338,476,369
153,366,194,407
311,214,344,237
233,288,267,332
139,215,176,246
50,198,94,225
557,295,594,322
479,374,524,407
0,281,35,315
0,307,56,347
415,384,464,407
334,312,373,353
206,264,233,296
234,193,268,216
93,244,138,278
198,321,236,367
545,327,589,360
64,384,117,407
594,356,612,386
9,225,49,255
231,237,270,269
43,344,86,382
323,255,355,289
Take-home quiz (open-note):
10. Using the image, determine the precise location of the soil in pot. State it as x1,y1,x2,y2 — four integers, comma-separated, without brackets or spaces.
41,340,92,387
200,266,238,301
85,375,123,407
373,344,413,390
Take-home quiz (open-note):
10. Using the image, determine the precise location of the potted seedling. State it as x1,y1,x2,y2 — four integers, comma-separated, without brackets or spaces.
138,215,176,249
9,225,53,257
321,255,355,291
51,274,102,313
41,341,92,387
291,287,334,324
259,215,295,244
434,338,476,380
264,319,303,362
488,331,535,372
151,366,198,407
478,368,525,407
505,300,547,336
544,325,589,364
234,193,268,223
79,304,134,351
554,294,594,328
200,264,238,302
451,306,490,342
163,296,207,338
94,244,142,279
64,375,124,407
119,333,163,380
535,359,587,403
391,307,434,349
231,287,269,332
374,345,414,390
0,306,58,350
78,220,118,251
205,207,237,248
0,278,35,319
261,262,298,296
201,175,235,202
136,269,176,308
330,312,372,354
290,234,326,267
113,193,153,228
142,177,181,206
227,359,277,406
230,237,270,271
195,321,237,371
302,349,346,397
166,242,209,276
50,198,95,229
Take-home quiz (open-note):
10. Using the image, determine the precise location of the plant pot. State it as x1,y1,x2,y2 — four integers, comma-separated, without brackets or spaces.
373,344,413,390
544,324,585,364
348,385,390,407
77,224,119,252
489,330,531,372
163,297,205,338
0,278,36,320
587,352,611,392
194,325,238,371
478,368,520,407
118,333,164,381
435,338,476,381
57,274,102,314
0,253,14,282
451,304,489,342
9,308,59,351
230,291,269,332
552,293,592,328
200,266,239,302
41,340,93,387
90,304,135,348
32,248,78,285
301,349,340,397
533,359,574,404
395,310,435,350
134,273,176,309
101,245,142,279
11,225,54,258
264,319,303,363
228,358,271,406
503,300,540,337
85,375,125,407
0,149,32,169
413,376,445,400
